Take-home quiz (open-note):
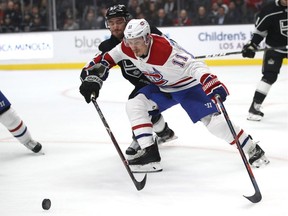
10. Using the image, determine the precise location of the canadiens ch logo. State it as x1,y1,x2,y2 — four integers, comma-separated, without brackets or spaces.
143,67,168,86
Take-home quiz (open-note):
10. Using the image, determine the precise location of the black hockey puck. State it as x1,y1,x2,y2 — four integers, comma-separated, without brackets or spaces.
42,199,51,210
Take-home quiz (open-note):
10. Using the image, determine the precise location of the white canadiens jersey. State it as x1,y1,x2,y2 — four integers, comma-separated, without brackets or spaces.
104,34,210,93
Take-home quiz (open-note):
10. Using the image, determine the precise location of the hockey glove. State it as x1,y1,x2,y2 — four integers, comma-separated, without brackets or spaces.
201,73,229,102
79,76,102,103
79,57,110,103
242,41,258,58
81,58,110,82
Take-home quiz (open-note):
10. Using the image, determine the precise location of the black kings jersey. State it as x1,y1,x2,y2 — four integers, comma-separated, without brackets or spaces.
251,0,288,53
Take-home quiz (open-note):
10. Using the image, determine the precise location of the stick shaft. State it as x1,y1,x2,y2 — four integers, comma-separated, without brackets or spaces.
91,98,147,190
215,96,262,203
194,46,287,59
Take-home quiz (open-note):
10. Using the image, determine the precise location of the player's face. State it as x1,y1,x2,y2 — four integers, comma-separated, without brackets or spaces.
280,0,287,6
107,17,126,40
125,37,149,57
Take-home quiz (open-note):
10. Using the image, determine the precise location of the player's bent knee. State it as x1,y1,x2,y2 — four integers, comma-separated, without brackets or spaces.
262,72,278,85
203,113,236,143
126,93,158,114
126,94,147,114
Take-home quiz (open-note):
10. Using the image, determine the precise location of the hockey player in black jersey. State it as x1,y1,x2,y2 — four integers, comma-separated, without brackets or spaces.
242,0,288,121
80,4,176,159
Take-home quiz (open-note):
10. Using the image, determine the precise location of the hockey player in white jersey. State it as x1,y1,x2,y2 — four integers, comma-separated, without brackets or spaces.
0,91,42,153
79,19,270,172
81,4,176,159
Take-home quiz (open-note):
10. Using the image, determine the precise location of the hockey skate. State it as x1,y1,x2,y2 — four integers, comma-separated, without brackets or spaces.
126,136,141,155
125,123,176,159
247,102,264,121
125,138,143,160
156,123,177,144
128,140,162,173
248,143,270,168
24,140,42,153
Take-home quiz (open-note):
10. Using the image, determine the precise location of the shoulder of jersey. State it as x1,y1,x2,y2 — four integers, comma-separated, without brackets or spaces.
147,35,172,65
261,1,281,15
99,36,120,52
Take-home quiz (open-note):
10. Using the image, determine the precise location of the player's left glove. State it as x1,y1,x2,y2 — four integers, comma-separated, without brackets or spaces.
79,75,102,103
79,58,109,103
242,41,258,58
201,73,229,102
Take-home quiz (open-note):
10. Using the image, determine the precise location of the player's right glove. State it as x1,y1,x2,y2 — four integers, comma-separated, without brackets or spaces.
201,73,229,103
242,41,258,58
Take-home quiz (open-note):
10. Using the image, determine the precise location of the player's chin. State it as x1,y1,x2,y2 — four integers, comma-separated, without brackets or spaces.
132,51,138,56
113,31,123,38
133,50,141,57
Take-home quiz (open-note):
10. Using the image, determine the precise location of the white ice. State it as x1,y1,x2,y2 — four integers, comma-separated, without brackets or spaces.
0,65,287,216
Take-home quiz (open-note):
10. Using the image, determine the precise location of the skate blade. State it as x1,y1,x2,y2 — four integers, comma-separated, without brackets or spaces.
157,135,178,145
130,162,162,173
247,113,262,121
251,156,270,168
33,150,45,155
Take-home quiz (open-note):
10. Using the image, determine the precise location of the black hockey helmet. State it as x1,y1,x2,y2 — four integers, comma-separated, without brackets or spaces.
105,4,130,20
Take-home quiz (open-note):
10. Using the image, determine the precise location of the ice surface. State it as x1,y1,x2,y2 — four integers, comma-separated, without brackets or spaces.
0,65,287,216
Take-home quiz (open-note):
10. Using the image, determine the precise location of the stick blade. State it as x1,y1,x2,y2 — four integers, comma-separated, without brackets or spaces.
134,174,147,191
244,191,262,203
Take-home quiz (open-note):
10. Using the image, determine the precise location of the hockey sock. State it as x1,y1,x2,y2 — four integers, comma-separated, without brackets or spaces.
253,80,272,103
0,107,32,145
204,113,255,152
126,94,155,149
151,114,166,134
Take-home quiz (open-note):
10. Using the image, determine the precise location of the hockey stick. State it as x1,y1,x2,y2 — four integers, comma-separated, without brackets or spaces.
194,46,287,59
215,95,262,203
91,96,147,191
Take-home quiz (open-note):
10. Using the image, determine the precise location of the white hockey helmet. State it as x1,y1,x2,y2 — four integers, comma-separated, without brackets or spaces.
124,19,151,45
